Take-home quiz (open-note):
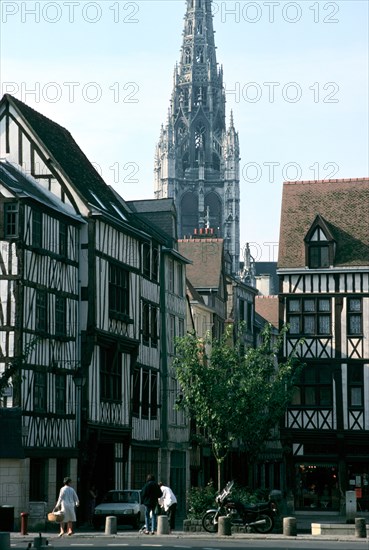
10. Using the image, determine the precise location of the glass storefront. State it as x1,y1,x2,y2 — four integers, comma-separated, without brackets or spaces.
295,464,340,510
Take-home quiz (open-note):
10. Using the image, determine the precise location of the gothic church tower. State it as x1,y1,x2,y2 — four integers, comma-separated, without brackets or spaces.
154,0,240,273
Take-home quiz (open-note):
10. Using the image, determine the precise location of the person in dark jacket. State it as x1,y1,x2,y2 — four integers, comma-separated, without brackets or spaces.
141,474,162,534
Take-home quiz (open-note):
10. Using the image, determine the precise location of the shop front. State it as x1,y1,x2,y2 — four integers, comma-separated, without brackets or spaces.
295,463,340,511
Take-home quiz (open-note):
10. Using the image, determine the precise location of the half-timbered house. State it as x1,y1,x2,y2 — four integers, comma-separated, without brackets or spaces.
126,199,189,520
278,177,369,512
0,158,83,526
0,94,190,524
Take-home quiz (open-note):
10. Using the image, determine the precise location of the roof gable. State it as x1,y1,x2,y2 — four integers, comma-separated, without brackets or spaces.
1,94,131,223
278,178,369,268
178,238,225,289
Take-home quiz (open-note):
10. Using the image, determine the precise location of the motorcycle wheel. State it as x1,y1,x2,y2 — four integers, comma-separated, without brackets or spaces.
254,514,274,534
202,511,218,533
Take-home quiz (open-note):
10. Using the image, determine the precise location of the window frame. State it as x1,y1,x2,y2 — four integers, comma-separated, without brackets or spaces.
291,366,333,407
55,295,66,337
36,290,48,333
348,365,363,408
100,347,122,403
4,202,19,238
55,373,66,414
109,263,130,321
34,371,47,413
32,209,42,248
287,297,331,336
347,297,362,336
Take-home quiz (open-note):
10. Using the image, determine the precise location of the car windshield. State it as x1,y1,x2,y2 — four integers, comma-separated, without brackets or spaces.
104,491,139,504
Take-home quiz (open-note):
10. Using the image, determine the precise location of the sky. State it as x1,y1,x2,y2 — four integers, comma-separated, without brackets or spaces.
1,0,368,262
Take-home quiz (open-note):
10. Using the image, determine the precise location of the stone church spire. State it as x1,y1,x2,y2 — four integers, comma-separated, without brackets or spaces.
154,0,240,274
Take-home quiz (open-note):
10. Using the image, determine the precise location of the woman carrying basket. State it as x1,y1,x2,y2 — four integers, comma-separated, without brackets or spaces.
54,477,79,536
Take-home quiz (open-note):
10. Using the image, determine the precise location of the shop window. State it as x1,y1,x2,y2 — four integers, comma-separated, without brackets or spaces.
347,298,362,336
291,366,333,407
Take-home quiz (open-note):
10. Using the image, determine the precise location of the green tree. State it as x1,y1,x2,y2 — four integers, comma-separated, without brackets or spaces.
173,324,303,491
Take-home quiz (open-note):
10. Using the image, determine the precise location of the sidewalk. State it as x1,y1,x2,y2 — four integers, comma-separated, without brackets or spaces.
7,512,369,543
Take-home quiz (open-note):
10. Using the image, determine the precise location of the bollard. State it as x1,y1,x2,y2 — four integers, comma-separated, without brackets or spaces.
105,516,117,535
355,517,366,538
283,516,297,536
0,533,10,550
20,512,29,535
157,515,169,535
218,516,231,536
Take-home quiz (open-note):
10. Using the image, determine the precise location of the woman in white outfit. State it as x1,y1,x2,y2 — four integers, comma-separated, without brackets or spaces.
55,477,79,536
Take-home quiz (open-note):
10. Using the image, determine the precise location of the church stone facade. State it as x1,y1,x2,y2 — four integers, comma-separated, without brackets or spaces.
154,0,240,274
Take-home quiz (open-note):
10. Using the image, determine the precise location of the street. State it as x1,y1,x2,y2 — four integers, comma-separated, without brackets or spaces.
9,535,369,550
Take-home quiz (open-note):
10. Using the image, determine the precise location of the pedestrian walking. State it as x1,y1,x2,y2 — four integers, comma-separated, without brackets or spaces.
158,481,177,532
54,477,79,536
141,474,162,534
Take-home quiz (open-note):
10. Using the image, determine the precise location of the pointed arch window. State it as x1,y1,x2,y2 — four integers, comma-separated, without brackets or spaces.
305,217,335,268
185,47,192,64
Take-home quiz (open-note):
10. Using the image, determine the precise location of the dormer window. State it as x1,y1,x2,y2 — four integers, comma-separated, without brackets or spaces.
305,216,335,268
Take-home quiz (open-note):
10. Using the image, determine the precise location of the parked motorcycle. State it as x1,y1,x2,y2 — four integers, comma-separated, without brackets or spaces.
202,480,277,534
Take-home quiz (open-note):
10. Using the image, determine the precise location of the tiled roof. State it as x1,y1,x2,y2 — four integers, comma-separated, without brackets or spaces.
255,296,279,329
278,178,369,268
178,238,224,289
3,94,132,222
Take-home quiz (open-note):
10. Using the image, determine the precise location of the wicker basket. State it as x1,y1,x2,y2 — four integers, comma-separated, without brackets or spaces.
48,512,64,523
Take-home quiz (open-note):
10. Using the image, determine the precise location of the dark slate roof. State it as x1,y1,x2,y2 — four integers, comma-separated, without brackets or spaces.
3,94,132,222
255,296,279,329
254,262,278,294
127,199,178,244
178,238,224,289
0,160,83,222
278,178,369,268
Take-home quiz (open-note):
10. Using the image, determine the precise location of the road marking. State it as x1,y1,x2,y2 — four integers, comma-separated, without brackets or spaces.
69,544,94,547
107,545,129,547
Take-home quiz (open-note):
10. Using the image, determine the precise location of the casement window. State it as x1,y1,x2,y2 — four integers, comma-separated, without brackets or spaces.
168,259,174,293
177,263,184,296
32,210,42,248
143,243,151,278
152,246,159,282
36,290,48,332
100,347,122,402
347,298,362,336
142,301,158,347
169,315,176,353
291,366,333,407
132,367,158,419
55,295,66,337
55,373,66,413
109,263,130,320
34,371,47,412
59,221,67,256
178,318,185,338
239,299,245,322
288,297,331,335
4,202,18,238
348,365,363,408
151,307,158,347
305,223,334,268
